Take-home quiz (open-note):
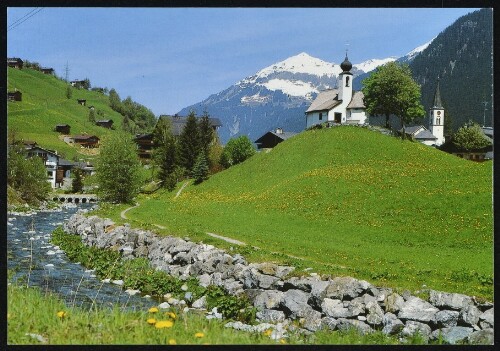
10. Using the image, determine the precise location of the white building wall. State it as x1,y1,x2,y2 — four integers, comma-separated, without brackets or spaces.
347,109,367,124
306,111,328,128
429,109,445,146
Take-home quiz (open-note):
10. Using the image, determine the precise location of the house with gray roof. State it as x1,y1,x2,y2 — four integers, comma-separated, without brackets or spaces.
306,54,367,128
254,128,297,149
399,125,438,146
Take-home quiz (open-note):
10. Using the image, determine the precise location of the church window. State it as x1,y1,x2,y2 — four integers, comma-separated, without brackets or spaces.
436,117,441,125
319,112,323,120
346,76,350,87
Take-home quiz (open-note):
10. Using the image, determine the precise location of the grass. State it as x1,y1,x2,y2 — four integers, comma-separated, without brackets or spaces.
7,67,132,162
96,126,493,300
8,283,431,345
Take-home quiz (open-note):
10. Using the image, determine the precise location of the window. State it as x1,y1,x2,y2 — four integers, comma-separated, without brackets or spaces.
47,171,53,177
436,117,441,125
319,112,323,120
346,76,350,87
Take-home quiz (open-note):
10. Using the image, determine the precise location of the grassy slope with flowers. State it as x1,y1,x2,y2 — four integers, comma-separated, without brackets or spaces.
119,126,493,300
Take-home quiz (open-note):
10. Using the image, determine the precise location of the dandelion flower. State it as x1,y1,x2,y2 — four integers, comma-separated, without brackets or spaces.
194,332,204,338
147,318,157,325
263,329,272,336
148,307,159,313
168,339,177,345
279,339,287,344
57,311,66,318
155,320,174,329
166,311,177,319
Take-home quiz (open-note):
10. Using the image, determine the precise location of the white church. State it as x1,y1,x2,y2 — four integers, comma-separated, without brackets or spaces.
305,53,445,147
305,54,368,128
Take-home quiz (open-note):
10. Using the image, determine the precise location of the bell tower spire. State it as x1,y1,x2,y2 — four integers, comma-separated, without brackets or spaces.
429,76,445,146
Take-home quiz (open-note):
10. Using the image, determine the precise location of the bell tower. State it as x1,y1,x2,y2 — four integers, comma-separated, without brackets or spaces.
429,77,445,146
337,52,353,104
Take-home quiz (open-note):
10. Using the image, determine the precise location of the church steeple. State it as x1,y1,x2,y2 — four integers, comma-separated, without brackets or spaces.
432,76,443,109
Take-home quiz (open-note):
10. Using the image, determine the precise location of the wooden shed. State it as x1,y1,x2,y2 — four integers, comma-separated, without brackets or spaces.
7,58,23,69
96,119,114,129
71,135,100,148
77,99,87,106
55,124,71,134
41,68,55,75
7,91,22,102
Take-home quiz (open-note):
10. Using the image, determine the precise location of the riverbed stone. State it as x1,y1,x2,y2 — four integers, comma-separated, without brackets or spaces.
430,326,473,344
398,296,439,323
429,290,474,311
467,328,494,345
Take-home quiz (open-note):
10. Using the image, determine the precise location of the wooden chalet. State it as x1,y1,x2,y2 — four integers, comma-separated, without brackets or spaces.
55,124,71,134
96,119,114,129
41,68,55,75
71,135,100,148
7,91,22,102
254,128,297,149
134,133,154,160
7,58,23,69
77,99,87,106
439,139,493,162
70,80,86,88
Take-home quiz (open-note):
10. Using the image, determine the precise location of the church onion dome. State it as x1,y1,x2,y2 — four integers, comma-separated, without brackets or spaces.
340,54,352,72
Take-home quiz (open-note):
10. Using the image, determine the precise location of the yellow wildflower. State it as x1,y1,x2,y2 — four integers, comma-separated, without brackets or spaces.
165,311,177,319
279,339,287,344
168,339,177,345
263,329,272,336
147,318,157,325
155,320,174,329
57,311,67,318
148,307,159,313
7,313,11,320
194,332,204,338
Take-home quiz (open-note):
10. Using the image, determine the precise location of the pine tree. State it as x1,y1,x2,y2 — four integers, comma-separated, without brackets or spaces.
88,108,96,124
192,152,209,184
178,111,200,174
198,110,214,158
71,167,84,193
153,117,178,188
109,88,122,112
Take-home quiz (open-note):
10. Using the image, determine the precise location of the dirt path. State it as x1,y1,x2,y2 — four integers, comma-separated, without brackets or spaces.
120,203,139,220
174,181,190,199
206,232,247,246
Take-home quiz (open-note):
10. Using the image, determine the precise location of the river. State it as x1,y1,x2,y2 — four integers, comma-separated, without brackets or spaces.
7,204,155,312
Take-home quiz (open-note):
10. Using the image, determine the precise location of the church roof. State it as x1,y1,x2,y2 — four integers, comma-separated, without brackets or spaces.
400,125,425,136
414,129,438,140
400,125,437,140
432,77,443,109
305,89,341,113
346,91,365,109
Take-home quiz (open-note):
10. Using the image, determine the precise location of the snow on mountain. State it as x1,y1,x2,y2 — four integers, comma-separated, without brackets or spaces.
261,78,319,98
404,37,435,61
353,57,397,73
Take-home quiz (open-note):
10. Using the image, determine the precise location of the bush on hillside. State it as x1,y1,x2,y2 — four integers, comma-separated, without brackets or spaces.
220,136,256,168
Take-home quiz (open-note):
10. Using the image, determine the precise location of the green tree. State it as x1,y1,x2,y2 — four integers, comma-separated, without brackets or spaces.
109,88,122,112
192,152,209,184
122,115,132,133
208,135,224,174
95,133,143,203
362,62,425,131
153,117,178,190
66,85,72,99
452,121,491,151
82,78,91,90
178,111,200,174
88,108,96,124
198,110,214,158
220,135,256,168
7,143,51,204
71,167,84,193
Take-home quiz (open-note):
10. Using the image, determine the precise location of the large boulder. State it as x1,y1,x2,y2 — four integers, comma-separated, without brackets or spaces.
365,300,384,326
283,276,321,292
384,293,405,313
307,280,331,309
467,328,494,345
429,290,474,311
256,309,286,323
321,298,353,318
381,312,404,335
336,318,373,335
280,289,312,319
435,310,459,328
254,290,283,311
478,308,493,329
430,326,473,345
398,296,439,323
401,321,432,343
459,305,481,327
325,277,372,300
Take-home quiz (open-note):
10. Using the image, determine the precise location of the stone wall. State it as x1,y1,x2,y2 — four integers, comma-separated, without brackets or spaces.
63,212,494,344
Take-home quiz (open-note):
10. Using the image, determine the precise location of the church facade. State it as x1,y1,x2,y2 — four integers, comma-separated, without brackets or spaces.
305,54,368,128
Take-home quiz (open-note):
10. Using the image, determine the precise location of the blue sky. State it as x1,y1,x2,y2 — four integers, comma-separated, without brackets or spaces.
7,7,479,115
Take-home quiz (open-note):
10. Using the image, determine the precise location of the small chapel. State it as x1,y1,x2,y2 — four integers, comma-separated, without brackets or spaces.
305,54,368,128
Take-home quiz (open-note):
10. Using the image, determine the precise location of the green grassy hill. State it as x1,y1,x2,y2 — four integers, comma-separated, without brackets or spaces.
7,67,129,161
120,126,493,299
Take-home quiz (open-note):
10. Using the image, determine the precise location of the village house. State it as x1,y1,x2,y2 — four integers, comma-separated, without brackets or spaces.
134,133,154,160
95,119,114,129
7,91,22,102
306,54,368,128
254,128,297,150
7,57,24,69
77,99,87,106
439,127,493,162
399,125,438,146
24,144,74,188
41,68,55,75
70,135,100,148
70,80,86,88
55,124,71,134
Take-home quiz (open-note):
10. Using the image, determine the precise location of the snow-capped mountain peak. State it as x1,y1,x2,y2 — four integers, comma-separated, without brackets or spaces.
353,57,398,73
404,37,436,61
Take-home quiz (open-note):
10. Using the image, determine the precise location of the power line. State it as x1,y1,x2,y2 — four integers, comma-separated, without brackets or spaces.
8,8,44,32
8,8,39,29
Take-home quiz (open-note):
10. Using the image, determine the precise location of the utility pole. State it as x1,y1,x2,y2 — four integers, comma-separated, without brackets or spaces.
481,101,488,127
64,61,70,82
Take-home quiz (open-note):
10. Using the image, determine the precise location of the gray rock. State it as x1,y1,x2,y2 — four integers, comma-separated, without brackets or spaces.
320,317,338,331
211,272,224,287
365,300,384,326
280,289,312,318
168,240,195,255
346,297,365,317
256,309,286,323
283,276,321,292
382,312,404,335
254,262,278,276
321,298,352,318
134,245,148,258
384,293,405,313
336,318,373,335
192,296,207,309
401,320,432,343
232,254,247,265
275,266,295,278
429,290,474,311
325,276,370,300
172,251,193,265
459,305,481,327
430,326,473,344
242,268,280,290
254,290,283,311
308,280,330,309
467,328,494,345
223,279,244,296
435,310,459,328
197,273,211,287
243,289,264,304
398,296,439,323
478,308,493,328
300,309,323,332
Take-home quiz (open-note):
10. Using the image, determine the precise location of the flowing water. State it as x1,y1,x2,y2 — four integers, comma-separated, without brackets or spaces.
7,204,155,312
